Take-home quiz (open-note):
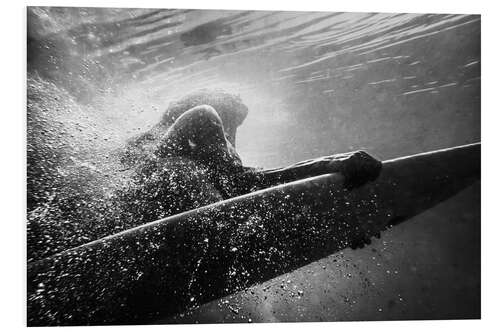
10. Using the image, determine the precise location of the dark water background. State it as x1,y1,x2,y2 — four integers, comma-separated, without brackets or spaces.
27,7,480,322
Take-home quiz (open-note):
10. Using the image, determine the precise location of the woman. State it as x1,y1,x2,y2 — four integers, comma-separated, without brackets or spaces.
117,89,382,228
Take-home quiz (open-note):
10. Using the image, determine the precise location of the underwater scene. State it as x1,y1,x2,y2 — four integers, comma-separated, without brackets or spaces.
27,7,480,325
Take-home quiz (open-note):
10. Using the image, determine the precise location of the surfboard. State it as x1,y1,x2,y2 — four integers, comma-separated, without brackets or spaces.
27,142,480,326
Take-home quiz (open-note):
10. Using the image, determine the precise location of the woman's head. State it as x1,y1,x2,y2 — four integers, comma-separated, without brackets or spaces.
160,89,249,146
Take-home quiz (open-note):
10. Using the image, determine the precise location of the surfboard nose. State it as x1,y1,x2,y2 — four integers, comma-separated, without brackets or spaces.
375,142,480,228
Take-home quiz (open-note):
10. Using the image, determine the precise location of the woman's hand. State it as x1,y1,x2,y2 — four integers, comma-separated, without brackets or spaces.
330,150,382,189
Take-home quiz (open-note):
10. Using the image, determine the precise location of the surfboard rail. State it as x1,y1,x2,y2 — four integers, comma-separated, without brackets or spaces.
27,143,480,326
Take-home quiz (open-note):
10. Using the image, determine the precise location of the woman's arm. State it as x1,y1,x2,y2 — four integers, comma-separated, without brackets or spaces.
233,151,382,195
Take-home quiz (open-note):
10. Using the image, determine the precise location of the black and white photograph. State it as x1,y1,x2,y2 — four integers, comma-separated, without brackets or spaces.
24,3,483,327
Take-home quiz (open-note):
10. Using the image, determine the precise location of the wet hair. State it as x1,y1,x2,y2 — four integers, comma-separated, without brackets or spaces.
122,89,248,167
160,89,248,135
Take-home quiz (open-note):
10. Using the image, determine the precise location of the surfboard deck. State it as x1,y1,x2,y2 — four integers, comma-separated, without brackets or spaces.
27,143,480,326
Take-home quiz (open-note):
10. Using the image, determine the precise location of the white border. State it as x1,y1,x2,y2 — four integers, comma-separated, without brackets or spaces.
2,1,499,332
